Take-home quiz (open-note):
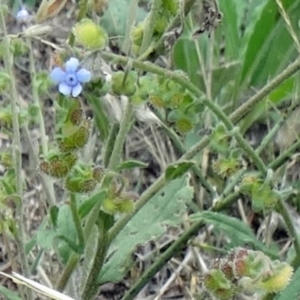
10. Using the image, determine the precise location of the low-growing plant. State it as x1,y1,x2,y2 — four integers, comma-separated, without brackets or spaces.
1,0,300,299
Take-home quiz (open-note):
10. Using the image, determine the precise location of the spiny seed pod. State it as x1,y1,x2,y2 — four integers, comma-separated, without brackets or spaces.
220,261,234,281
131,23,144,46
148,95,164,108
258,262,293,293
111,71,137,96
39,153,77,178
69,108,83,125
116,198,134,213
59,121,90,152
175,118,193,134
233,258,248,278
65,177,97,193
92,166,105,182
102,197,118,214
212,288,235,300
241,173,261,186
39,160,50,174
212,157,241,178
169,94,184,108
203,269,231,292
73,18,108,50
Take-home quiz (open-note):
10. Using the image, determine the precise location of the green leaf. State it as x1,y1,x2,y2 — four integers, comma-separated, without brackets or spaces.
50,206,59,228
274,266,300,300
56,235,83,254
0,285,21,300
190,211,278,258
56,205,78,263
173,38,203,90
240,0,298,87
218,0,240,60
78,190,107,219
100,0,147,39
117,160,148,171
165,161,194,180
98,176,194,283
37,229,58,250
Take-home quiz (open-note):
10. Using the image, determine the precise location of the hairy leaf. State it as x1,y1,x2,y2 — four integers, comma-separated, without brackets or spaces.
98,176,193,283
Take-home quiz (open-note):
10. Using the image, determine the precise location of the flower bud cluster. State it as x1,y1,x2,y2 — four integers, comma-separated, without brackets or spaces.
202,247,293,299
39,101,96,194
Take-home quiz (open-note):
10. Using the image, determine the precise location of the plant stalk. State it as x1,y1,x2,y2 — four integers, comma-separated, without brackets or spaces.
0,6,32,300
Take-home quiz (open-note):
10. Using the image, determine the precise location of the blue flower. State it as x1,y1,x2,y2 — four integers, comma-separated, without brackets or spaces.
50,57,91,97
16,7,29,23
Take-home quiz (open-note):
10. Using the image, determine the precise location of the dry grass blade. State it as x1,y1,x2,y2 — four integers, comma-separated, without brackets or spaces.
0,272,75,300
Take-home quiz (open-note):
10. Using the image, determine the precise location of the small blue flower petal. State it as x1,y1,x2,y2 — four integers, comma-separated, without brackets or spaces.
59,82,72,96
65,58,79,73
72,84,83,97
76,68,91,83
50,67,66,84
16,7,29,22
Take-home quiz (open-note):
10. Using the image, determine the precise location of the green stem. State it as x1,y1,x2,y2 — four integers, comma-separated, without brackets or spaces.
107,102,133,171
256,118,284,155
212,191,241,211
23,126,56,207
139,0,161,56
222,169,246,197
70,194,85,249
102,52,270,174
278,197,300,269
140,0,197,60
100,52,300,130
26,38,56,207
30,249,43,274
57,101,133,291
0,6,32,300
101,51,203,96
161,123,215,196
229,58,300,124
268,138,300,170
81,217,109,300
122,0,138,54
27,39,48,155
230,127,268,175
104,123,119,168
56,253,81,291
121,218,205,300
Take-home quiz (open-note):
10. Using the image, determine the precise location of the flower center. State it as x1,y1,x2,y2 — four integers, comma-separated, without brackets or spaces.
65,73,78,87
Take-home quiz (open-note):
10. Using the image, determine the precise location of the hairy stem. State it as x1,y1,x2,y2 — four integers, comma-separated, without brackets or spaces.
122,0,138,54
0,6,32,300
27,38,56,207
139,0,161,55
229,58,300,124
81,217,109,300
104,122,119,168
70,194,85,249
57,101,133,291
